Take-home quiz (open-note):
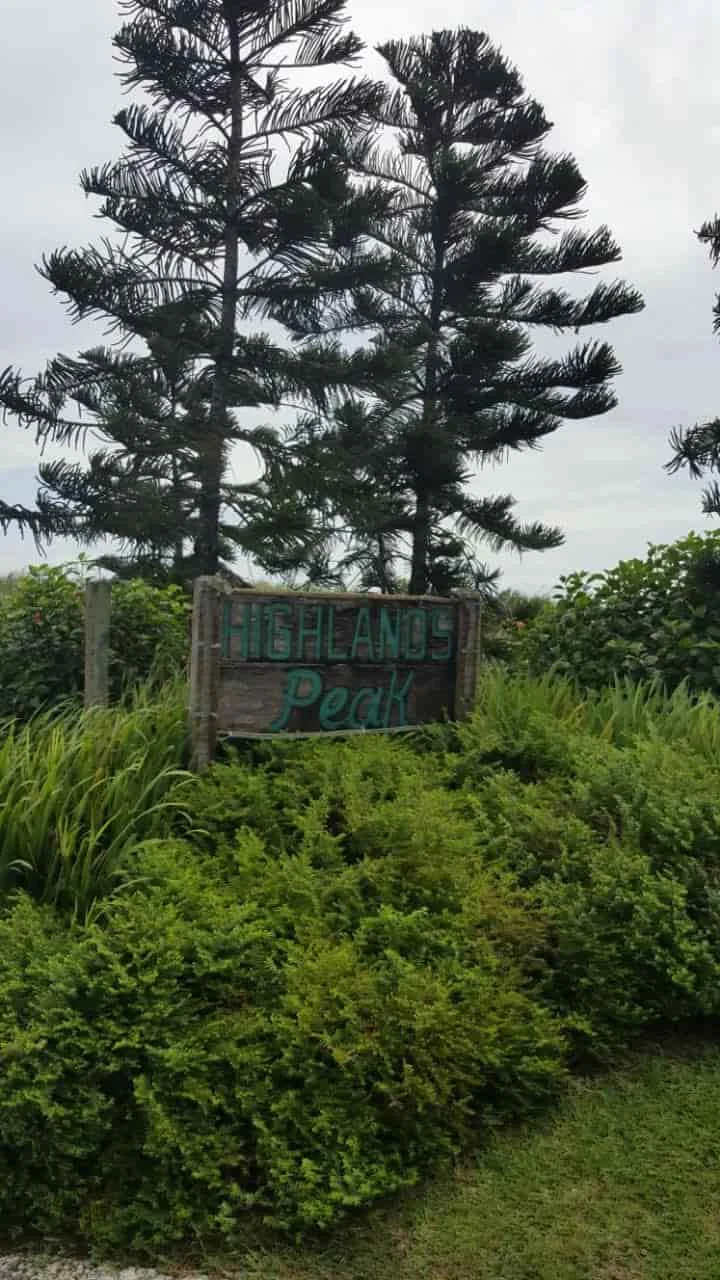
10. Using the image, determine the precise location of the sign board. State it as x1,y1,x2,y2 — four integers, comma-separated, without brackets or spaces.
189,579,481,767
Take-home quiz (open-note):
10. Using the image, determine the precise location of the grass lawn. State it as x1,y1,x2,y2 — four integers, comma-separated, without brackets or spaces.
224,1038,720,1280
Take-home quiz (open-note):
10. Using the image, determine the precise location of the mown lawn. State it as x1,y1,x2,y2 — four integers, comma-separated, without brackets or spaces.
228,1039,720,1280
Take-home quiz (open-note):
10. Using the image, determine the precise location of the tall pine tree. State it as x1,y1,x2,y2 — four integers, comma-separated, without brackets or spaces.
1,0,387,576
20,304,293,582
280,28,644,593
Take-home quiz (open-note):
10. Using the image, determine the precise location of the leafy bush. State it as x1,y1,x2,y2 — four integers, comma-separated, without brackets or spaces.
0,565,85,716
468,766,719,1058
0,814,565,1250
517,531,720,695
478,589,551,666
439,670,720,1056
568,736,720,962
186,691,720,1066
441,668,590,784
0,564,190,719
107,576,190,691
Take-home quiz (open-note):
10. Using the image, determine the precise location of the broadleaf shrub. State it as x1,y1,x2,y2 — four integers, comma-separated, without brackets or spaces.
465,765,719,1057
0,564,190,719
517,531,720,695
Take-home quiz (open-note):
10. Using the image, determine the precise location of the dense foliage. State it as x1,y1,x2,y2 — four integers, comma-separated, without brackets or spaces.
3,670,720,1253
515,531,720,695
0,565,189,719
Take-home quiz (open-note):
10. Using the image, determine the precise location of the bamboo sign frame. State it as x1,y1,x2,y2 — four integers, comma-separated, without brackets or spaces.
188,578,481,768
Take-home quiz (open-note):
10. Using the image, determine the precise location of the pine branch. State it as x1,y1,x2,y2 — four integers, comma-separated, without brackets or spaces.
698,215,720,267
667,420,720,480
456,494,564,553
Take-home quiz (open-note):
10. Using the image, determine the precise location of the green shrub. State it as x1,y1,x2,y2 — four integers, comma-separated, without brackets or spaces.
568,736,720,967
0,564,85,717
469,768,719,1058
442,668,589,784
518,531,720,695
107,576,190,692
0,817,566,1251
441,671,720,1057
0,564,190,719
477,589,551,666
189,733,439,862
186,707,720,1069
533,841,710,1052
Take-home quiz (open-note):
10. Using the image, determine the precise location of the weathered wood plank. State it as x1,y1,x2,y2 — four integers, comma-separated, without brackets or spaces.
84,580,112,708
188,577,220,769
454,598,482,721
217,660,453,735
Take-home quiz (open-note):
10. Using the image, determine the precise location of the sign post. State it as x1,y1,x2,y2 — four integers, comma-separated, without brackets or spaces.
84,579,112,708
188,581,481,768
454,595,483,721
188,576,220,769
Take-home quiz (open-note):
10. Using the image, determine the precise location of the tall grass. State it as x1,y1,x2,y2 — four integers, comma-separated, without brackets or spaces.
0,679,191,921
584,675,720,762
477,665,720,765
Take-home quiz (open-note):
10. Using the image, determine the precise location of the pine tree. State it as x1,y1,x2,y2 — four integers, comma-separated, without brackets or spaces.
666,214,720,515
280,28,644,594
25,304,287,582
1,0,387,577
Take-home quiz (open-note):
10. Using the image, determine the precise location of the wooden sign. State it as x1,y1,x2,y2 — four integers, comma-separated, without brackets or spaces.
189,579,481,767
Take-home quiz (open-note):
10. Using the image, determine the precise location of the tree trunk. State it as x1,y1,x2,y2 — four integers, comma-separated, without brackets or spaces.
409,492,431,594
169,397,185,574
194,7,243,576
376,532,393,594
409,211,446,597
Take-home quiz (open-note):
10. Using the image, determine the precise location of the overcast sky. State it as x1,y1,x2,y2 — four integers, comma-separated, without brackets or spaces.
1,0,719,592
